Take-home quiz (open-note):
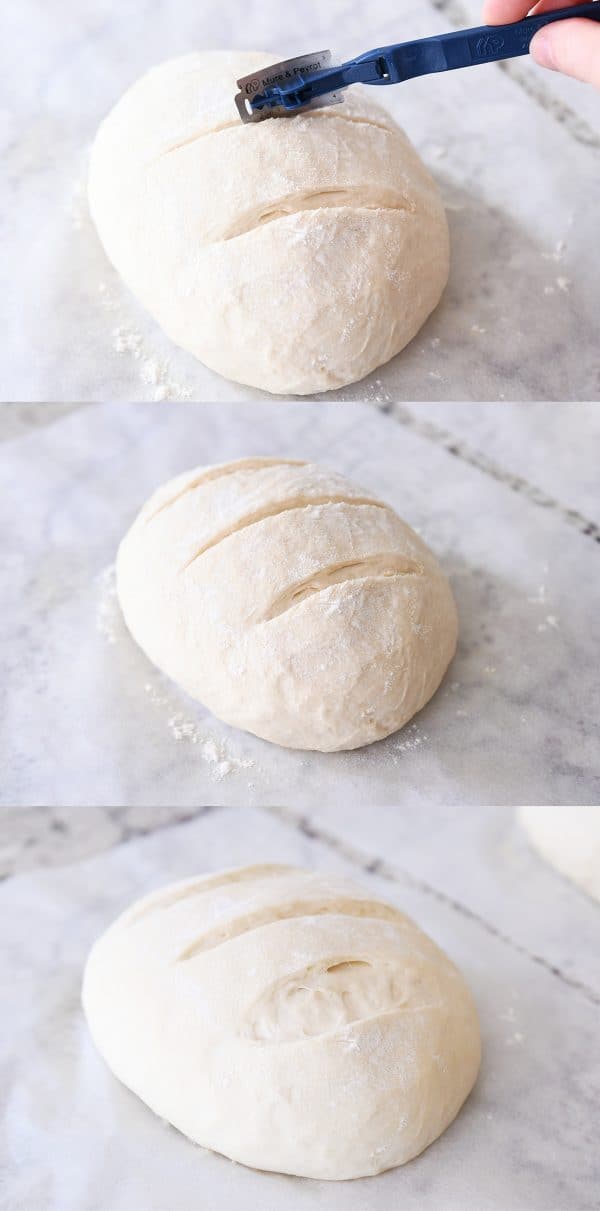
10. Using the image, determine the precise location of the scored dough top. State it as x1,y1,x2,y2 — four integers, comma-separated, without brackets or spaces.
91,51,430,204
94,50,404,154
90,50,441,261
116,458,458,750
82,864,481,1179
88,52,450,394
90,863,454,1040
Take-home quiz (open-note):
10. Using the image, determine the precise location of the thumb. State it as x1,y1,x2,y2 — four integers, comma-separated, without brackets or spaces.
531,18,600,88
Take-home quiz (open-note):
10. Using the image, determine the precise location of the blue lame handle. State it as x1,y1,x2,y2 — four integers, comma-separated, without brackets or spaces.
369,2,600,84
268,3,600,108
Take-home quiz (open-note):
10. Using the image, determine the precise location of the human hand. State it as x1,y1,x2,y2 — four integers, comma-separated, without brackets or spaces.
483,1,600,87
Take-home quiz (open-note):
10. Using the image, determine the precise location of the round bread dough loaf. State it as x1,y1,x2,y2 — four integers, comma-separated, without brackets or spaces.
82,864,481,1180
116,457,458,751
88,51,450,395
519,807,600,904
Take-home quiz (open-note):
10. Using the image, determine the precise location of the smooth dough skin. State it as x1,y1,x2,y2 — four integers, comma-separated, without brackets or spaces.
82,865,481,1181
520,807,600,903
88,51,450,396
116,458,458,752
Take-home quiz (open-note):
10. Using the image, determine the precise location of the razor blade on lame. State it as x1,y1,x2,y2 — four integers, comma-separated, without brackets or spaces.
235,2,600,122
236,51,344,123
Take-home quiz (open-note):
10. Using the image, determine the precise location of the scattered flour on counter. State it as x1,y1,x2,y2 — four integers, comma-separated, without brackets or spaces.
527,578,560,634
112,326,143,357
544,276,571,298
537,614,560,634
391,722,429,759
499,1002,525,1046
97,280,120,314
96,276,193,401
365,378,392,406
506,1033,524,1047
542,239,566,264
111,322,193,401
499,1007,517,1023
143,681,256,782
527,583,547,605
67,172,89,232
95,564,121,644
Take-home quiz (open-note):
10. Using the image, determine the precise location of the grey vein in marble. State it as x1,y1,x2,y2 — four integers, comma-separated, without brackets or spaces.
399,402,600,523
376,402,600,542
0,804,219,880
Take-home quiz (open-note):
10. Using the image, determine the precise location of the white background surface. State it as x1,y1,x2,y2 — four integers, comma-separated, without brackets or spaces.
2,401,599,807
2,0,599,402
2,805,599,1211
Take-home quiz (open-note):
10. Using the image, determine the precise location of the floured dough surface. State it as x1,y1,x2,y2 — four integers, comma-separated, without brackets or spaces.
520,807,600,903
116,458,458,751
89,51,450,395
82,865,481,1180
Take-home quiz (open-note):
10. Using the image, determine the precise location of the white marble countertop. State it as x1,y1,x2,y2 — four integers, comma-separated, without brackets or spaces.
2,401,599,807
2,0,599,403
1,805,599,1210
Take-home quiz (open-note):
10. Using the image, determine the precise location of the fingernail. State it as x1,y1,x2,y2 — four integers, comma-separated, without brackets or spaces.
531,28,558,71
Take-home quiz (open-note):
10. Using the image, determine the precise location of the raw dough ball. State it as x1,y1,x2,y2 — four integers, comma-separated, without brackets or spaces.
82,864,481,1180
519,807,600,903
89,51,450,395
116,458,458,751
